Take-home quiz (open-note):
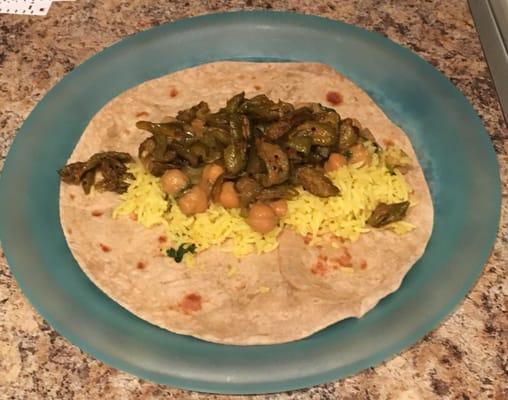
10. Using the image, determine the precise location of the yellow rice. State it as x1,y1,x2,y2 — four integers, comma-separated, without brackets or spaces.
113,156,413,258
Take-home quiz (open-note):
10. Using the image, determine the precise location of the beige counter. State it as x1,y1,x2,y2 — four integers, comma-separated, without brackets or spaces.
0,1,506,398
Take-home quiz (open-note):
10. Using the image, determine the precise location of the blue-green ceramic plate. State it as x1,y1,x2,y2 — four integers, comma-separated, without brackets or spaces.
0,11,500,394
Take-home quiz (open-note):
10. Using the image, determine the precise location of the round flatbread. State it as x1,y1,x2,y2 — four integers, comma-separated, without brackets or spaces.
59,62,433,344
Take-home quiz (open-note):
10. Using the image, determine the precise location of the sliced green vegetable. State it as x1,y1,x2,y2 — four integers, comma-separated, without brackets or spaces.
255,184,298,201
224,92,245,113
176,101,210,123
367,201,410,227
224,142,247,175
58,151,134,194
291,121,338,147
235,176,261,208
296,166,339,197
338,118,359,151
287,136,312,154
256,140,290,187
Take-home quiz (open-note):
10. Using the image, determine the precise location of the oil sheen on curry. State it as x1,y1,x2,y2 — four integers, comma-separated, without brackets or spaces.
58,62,433,344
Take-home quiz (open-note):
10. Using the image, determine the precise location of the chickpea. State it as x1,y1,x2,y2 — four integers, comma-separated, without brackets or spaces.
160,169,190,196
218,182,240,209
247,203,279,234
324,153,348,173
201,163,224,187
177,185,209,216
268,200,288,217
348,144,372,166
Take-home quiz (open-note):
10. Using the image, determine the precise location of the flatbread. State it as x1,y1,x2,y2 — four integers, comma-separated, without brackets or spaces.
59,62,433,344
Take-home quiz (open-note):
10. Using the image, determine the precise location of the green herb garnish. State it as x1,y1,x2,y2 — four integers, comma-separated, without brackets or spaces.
166,243,197,263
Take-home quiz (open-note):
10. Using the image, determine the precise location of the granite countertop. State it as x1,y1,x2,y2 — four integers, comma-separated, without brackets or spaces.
0,1,506,399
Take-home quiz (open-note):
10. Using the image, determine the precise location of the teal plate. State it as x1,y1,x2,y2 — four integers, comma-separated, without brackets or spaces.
0,11,501,394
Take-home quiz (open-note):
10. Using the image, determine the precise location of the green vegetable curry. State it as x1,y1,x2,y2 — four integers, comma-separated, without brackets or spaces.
59,93,413,230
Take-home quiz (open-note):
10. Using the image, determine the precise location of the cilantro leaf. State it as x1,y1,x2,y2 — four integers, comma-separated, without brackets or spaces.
166,243,197,263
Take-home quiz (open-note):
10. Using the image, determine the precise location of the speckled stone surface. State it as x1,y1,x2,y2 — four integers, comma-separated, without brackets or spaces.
0,1,506,399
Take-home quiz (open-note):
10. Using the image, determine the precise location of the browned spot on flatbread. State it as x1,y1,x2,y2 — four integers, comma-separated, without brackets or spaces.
331,234,345,244
254,85,261,90
326,91,342,105
69,193,75,200
318,254,328,262
135,111,149,118
67,228,72,235
136,261,146,270
170,88,178,97
91,210,103,217
311,262,327,276
129,213,137,221
359,259,368,270
303,234,312,245
179,293,202,314
158,235,167,243
338,248,352,267
99,243,111,253
383,138,395,147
